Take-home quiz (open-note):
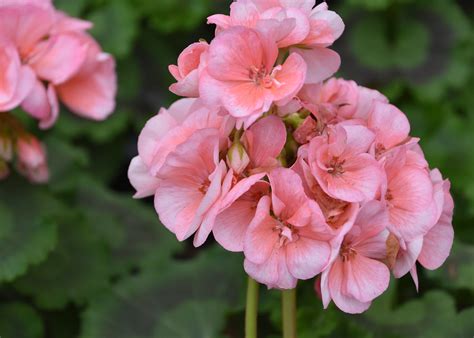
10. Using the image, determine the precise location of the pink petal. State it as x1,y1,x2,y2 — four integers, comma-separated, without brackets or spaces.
169,69,200,97
57,52,116,120
303,7,344,46
244,196,279,264
343,254,390,303
244,248,297,289
418,181,454,270
353,86,388,120
128,156,160,199
393,237,423,278
207,27,276,82
369,102,410,150
272,52,307,105
245,115,287,169
328,259,372,314
269,167,309,219
325,154,383,202
137,109,179,166
21,80,58,129
292,47,340,84
286,236,331,279
30,33,88,85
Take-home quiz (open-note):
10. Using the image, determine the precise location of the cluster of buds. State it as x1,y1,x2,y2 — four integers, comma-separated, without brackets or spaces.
0,113,48,183
128,0,454,314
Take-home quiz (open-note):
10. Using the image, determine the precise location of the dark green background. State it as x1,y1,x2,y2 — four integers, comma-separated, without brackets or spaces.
0,0,473,337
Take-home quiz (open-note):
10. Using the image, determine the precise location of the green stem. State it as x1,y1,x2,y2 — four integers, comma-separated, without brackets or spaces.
282,288,297,338
245,276,259,338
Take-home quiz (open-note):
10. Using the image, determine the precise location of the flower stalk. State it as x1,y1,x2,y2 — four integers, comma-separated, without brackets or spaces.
245,276,259,338
282,288,297,338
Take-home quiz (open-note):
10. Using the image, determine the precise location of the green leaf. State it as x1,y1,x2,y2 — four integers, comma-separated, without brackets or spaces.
0,302,44,338
425,241,474,291
152,300,228,338
54,0,87,16
0,178,58,282
88,0,138,58
80,249,244,338
14,213,110,310
76,177,181,275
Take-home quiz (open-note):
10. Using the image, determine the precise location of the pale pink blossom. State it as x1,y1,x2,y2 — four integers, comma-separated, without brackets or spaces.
199,27,306,128
307,123,383,202
213,181,270,252
0,1,116,127
368,102,411,157
169,41,209,97
383,147,438,243
154,128,232,246
319,201,391,313
244,168,333,289
418,170,454,270
16,136,49,183
128,99,231,198
208,1,343,84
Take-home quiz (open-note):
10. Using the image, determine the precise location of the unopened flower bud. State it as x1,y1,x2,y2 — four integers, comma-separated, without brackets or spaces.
0,160,10,180
293,116,319,144
16,136,49,183
0,135,13,161
226,141,250,175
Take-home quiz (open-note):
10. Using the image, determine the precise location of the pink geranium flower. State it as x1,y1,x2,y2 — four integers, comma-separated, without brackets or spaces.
154,128,232,246
169,41,209,97
212,115,287,251
199,27,306,128
307,123,383,202
0,1,116,127
319,201,391,313
382,147,437,243
128,99,231,198
244,168,333,289
208,0,343,84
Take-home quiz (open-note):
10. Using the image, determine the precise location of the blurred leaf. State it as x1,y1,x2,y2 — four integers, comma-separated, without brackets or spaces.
14,213,110,310
134,0,213,33
54,109,130,143
54,0,88,16
0,302,43,338
77,177,181,275
0,178,58,282
44,136,89,192
88,0,138,59
425,241,474,291
363,289,474,338
80,249,244,338
152,300,228,338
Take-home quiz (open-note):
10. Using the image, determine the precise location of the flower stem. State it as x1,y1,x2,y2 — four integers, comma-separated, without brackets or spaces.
245,276,259,338
282,288,297,338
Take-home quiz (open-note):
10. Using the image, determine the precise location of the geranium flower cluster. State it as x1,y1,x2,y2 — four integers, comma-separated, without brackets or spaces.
0,0,116,182
128,0,454,314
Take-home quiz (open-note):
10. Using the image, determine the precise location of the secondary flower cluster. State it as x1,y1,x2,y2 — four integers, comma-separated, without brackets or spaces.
0,0,116,182
0,113,48,183
128,0,454,314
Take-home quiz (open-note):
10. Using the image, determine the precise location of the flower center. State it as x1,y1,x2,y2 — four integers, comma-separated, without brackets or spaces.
328,157,345,176
273,220,299,247
198,179,210,194
249,65,281,89
340,241,357,262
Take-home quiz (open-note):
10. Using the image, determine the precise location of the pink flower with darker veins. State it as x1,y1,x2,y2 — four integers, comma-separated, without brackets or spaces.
243,168,334,289
0,0,116,128
199,26,306,128
128,0,455,318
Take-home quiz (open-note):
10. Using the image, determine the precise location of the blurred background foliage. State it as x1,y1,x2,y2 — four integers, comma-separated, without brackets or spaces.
0,0,473,337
